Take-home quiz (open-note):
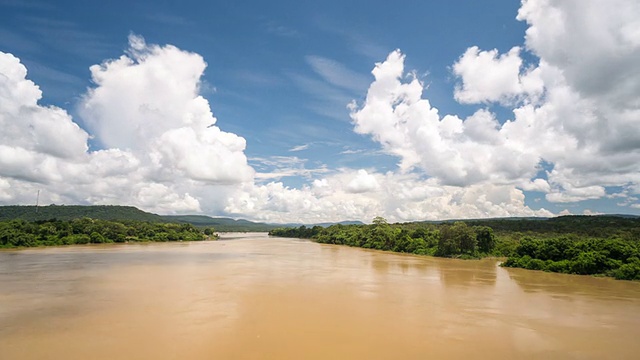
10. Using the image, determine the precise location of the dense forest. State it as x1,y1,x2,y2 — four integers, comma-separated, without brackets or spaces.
0,218,216,248
269,215,640,280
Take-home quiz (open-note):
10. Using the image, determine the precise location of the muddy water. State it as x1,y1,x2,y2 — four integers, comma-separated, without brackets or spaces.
1,233,639,360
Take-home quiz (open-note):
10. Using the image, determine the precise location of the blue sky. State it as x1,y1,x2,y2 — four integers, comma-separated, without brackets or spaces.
1,0,639,222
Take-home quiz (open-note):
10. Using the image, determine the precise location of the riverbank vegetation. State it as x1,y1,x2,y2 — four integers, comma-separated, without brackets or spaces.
0,218,217,248
269,215,640,280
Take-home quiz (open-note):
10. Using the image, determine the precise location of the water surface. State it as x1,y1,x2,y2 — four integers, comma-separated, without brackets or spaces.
1,233,639,359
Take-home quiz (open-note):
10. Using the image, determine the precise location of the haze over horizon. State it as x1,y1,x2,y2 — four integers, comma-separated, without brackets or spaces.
1,0,639,223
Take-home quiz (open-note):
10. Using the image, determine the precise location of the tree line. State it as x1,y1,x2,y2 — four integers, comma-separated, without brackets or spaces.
270,217,497,258
269,216,640,280
502,236,640,280
0,218,217,248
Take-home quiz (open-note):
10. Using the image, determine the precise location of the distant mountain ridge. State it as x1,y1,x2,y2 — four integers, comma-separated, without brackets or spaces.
0,205,164,222
163,215,278,232
0,205,275,232
0,205,367,231
277,220,365,228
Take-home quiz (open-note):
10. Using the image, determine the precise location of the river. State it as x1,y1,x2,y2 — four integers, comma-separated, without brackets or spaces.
1,233,639,359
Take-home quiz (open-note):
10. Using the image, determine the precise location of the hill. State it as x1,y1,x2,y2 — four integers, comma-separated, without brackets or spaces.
163,215,278,232
0,205,164,222
463,215,640,236
0,205,277,232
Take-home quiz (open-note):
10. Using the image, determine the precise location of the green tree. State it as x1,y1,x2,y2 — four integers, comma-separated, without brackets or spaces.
475,226,495,253
437,222,476,256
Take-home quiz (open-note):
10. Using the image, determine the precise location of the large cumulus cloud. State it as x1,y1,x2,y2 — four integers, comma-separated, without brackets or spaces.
516,0,640,203
79,34,254,184
0,35,253,213
0,51,89,190
349,0,640,210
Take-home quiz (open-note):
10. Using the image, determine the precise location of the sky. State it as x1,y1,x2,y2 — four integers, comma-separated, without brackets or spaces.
1,0,639,223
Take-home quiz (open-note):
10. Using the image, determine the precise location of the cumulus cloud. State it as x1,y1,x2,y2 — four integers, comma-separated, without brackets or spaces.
350,0,640,208
0,53,89,160
453,46,543,105
346,169,379,193
515,0,640,202
225,169,552,223
0,36,254,214
0,51,89,185
518,0,640,107
350,51,541,187
79,34,253,184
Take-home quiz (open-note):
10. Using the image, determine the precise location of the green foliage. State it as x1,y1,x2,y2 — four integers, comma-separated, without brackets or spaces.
503,236,640,280
271,215,640,280
436,222,477,256
271,217,483,258
475,226,496,253
0,218,214,248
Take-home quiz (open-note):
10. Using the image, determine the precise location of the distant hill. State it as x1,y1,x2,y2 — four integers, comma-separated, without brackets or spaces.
162,216,365,232
0,205,164,222
415,216,550,225
448,214,640,236
163,215,279,232
277,220,365,228
0,205,278,232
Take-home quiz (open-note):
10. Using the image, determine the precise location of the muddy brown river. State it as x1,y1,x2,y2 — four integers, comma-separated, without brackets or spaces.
1,233,639,359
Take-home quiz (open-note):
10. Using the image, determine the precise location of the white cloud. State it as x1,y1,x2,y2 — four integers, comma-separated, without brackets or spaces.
225,170,552,223
306,55,370,93
0,51,89,185
134,183,201,214
289,144,310,152
0,53,89,160
346,169,379,194
250,156,329,181
79,34,253,185
453,46,543,105
0,36,253,214
0,178,11,201
520,178,551,193
511,0,640,199
350,51,541,187
518,0,640,107
350,0,640,207
546,185,605,203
